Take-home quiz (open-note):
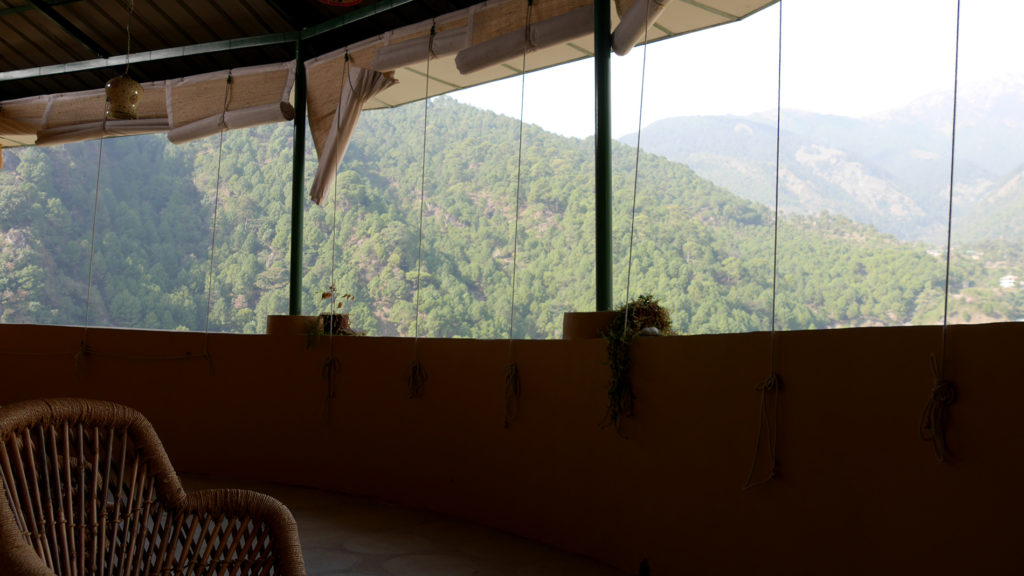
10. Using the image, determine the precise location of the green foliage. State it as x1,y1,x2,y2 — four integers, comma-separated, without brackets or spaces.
1,97,1022,336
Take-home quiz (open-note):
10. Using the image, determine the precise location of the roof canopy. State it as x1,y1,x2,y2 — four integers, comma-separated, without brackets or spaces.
0,0,778,150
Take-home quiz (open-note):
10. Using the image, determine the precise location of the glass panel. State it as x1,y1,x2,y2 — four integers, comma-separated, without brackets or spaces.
949,0,1024,325
0,140,100,326
774,0,958,330
0,124,297,333
622,5,780,334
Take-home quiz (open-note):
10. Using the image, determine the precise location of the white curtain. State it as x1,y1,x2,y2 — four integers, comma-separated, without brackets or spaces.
309,60,397,205
612,0,670,56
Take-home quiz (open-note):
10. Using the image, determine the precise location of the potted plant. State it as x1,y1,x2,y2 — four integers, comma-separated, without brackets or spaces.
601,294,674,435
318,284,355,335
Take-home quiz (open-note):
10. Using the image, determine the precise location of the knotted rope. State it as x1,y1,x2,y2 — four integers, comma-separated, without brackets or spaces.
503,0,533,428
408,359,427,399
407,24,435,400
744,1,783,489
504,361,521,428
744,373,781,489
920,355,956,462
921,0,961,463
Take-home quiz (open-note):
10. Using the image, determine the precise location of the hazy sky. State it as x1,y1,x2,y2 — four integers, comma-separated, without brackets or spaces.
451,0,1024,139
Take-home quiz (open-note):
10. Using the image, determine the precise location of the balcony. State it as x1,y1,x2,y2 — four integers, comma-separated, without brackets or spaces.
3,0,1023,573
2,320,1021,573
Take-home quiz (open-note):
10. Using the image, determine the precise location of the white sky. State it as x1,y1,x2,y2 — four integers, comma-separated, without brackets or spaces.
451,0,1024,139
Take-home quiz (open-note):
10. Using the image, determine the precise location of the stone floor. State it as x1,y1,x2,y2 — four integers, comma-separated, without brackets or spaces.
182,476,626,576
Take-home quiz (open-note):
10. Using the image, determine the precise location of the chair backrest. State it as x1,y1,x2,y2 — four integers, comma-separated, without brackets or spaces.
0,398,304,576
0,398,186,576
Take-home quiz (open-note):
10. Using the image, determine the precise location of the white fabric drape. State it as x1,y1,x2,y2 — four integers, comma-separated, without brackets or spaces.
612,0,670,56
309,60,397,205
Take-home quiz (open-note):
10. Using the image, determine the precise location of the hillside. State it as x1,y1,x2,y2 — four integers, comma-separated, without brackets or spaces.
958,165,1024,243
624,78,1024,244
0,97,1016,337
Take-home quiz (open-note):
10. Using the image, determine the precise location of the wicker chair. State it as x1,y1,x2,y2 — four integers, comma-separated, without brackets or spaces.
0,398,306,576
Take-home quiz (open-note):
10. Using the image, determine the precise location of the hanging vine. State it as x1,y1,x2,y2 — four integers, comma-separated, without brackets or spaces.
600,294,673,436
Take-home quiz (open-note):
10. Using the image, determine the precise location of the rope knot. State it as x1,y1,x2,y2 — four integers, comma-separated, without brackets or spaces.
931,379,956,406
921,356,956,462
408,360,427,399
756,374,780,393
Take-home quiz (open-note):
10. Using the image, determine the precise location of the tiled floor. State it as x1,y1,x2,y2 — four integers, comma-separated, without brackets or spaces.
182,476,626,576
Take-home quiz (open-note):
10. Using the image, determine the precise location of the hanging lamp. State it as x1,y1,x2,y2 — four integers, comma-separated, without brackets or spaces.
105,0,142,120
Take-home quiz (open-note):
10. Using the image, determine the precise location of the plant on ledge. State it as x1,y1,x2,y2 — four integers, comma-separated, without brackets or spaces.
318,284,356,335
601,294,674,436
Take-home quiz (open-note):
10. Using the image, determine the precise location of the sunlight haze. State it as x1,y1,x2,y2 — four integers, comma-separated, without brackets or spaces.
450,0,1024,139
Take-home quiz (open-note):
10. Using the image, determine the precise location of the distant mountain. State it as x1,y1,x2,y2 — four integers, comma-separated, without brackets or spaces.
958,164,1024,243
623,78,1024,243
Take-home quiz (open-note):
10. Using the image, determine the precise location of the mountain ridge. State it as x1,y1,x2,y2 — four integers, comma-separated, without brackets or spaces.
622,78,1024,244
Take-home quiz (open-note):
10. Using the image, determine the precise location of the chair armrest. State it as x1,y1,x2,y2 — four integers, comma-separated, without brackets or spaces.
165,488,307,576
0,487,58,576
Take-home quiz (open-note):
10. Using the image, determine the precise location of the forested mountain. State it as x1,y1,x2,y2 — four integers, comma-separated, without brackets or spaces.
1,97,1021,337
958,165,1024,243
625,78,1024,244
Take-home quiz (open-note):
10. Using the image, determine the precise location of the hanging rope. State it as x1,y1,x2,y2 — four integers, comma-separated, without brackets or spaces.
74,136,105,378
597,0,653,439
320,56,354,423
744,0,784,490
621,0,651,333
77,81,224,376
124,0,134,74
504,0,533,429
921,355,957,461
408,24,436,399
194,74,235,377
921,0,962,463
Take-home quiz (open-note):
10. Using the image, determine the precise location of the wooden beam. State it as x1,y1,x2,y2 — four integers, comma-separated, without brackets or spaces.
23,0,111,58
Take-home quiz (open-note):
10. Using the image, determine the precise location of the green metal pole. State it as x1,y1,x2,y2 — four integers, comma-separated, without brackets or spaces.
289,39,306,315
595,0,613,311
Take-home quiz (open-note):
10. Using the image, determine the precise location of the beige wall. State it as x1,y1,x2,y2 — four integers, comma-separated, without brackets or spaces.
1,322,1021,574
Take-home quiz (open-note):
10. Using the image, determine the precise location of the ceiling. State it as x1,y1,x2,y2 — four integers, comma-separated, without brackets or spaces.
0,0,779,151
0,0,479,101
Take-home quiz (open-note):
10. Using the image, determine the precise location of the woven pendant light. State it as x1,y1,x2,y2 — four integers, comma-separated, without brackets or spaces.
105,75,143,120
106,0,141,120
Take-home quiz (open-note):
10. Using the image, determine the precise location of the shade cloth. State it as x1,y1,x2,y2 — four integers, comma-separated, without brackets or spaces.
612,0,670,56
0,61,295,148
307,57,397,205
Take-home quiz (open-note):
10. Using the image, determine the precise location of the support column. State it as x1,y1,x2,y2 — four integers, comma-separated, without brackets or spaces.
595,0,613,311
289,39,307,315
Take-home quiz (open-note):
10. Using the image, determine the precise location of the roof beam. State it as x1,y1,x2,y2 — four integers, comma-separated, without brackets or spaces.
0,32,297,82
0,0,416,83
302,0,416,38
0,0,82,17
259,0,305,31
23,0,111,59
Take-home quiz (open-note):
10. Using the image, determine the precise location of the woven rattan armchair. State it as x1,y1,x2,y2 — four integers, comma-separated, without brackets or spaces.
0,398,306,576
